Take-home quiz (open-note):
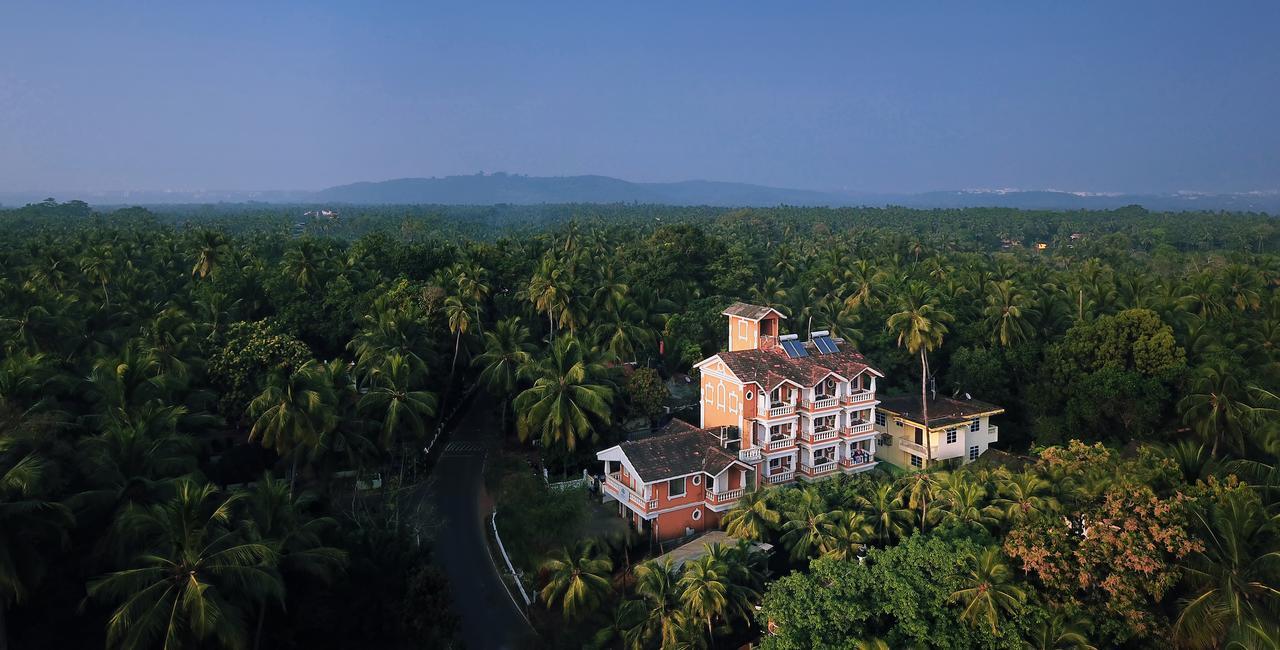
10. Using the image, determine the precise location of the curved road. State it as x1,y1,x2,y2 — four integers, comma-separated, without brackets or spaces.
418,401,537,649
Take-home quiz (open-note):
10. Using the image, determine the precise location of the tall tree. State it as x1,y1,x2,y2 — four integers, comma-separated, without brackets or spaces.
949,547,1025,634
538,543,613,622
514,336,613,454
247,360,337,493
887,282,952,467
88,480,283,650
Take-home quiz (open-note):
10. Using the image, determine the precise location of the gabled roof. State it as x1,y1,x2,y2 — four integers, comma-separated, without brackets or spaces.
721,302,787,321
609,419,743,483
717,342,881,392
877,394,1004,428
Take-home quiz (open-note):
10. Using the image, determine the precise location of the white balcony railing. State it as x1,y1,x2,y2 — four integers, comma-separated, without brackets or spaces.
766,470,795,484
804,428,839,444
767,404,796,418
842,390,875,406
805,396,840,411
708,488,745,505
739,447,763,463
606,473,655,511
842,421,875,437
988,425,999,441
764,437,795,452
800,460,839,476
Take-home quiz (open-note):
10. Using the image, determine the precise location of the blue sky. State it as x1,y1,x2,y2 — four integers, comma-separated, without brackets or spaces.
1,2,1277,193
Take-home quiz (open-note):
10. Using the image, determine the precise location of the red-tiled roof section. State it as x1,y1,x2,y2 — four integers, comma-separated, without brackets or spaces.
619,419,740,483
721,302,786,320
718,342,879,391
877,394,1004,428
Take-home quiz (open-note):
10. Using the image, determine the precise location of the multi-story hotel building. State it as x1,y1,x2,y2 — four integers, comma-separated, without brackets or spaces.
596,302,1003,541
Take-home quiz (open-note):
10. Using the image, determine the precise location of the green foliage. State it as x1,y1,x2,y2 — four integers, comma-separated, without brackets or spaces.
760,536,1031,649
624,367,669,421
207,319,312,419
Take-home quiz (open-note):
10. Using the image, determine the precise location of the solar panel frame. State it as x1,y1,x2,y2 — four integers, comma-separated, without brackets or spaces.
781,340,809,358
811,335,839,354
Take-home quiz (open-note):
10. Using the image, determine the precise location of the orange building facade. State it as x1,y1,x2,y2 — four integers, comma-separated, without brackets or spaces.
596,302,886,542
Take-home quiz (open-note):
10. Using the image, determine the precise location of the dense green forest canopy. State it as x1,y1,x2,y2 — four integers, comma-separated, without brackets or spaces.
1,199,1278,649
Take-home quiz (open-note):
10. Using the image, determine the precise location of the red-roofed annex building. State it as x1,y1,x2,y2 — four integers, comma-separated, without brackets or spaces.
597,302,1004,541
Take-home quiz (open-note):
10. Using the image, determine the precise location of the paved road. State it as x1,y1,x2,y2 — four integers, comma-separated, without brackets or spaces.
418,400,538,649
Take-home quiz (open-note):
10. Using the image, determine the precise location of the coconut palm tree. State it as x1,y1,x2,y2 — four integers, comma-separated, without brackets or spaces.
843,259,884,311
896,470,945,533
1179,361,1253,457
526,254,570,339
73,418,198,560
935,480,999,531
242,476,346,650
0,434,73,650
1023,612,1096,649
949,546,1025,634
191,230,229,279
473,317,536,432
886,281,952,466
281,239,328,290
987,471,1059,527
514,336,613,454
88,480,283,650
247,360,337,493
634,559,683,648
720,488,780,541
983,280,1039,347
856,482,912,545
444,294,473,387
359,353,438,451
820,511,874,560
1174,487,1280,647
538,542,613,622
780,488,838,561
591,599,647,650
678,554,731,646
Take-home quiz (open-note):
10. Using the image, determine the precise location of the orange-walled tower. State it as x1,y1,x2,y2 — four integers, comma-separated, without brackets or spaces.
723,303,785,352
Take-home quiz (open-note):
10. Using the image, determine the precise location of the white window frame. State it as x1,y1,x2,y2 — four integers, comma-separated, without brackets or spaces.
969,446,979,461
668,477,686,498
691,508,702,521
875,412,886,426
970,419,981,432
946,429,958,444
910,454,922,469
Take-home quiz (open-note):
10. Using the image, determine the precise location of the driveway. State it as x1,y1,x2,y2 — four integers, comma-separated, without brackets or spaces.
415,399,537,649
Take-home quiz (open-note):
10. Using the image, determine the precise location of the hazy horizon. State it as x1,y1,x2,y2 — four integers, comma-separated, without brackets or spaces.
2,2,1278,195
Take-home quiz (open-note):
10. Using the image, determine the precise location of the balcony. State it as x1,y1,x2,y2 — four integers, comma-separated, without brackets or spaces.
739,447,762,463
801,396,840,412
898,439,929,455
840,421,875,438
766,404,796,418
766,470,795,484
841,390,876,406
605,473,656,512
989,425,999,441
839,457,877,472
764,437,796,452
706,487,745,506
799,460,839,478
801,427,839,444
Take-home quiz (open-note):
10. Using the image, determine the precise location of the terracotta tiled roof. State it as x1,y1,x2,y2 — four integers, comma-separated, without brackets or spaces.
877,394,1004,428
721,302,786,320
619,419,741,482
717,342,880,391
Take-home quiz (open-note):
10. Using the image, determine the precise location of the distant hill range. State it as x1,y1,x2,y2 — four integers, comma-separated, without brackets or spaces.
4,173,1278,212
